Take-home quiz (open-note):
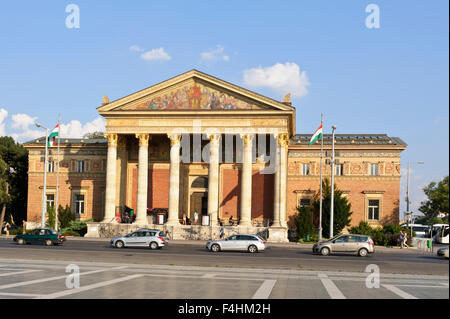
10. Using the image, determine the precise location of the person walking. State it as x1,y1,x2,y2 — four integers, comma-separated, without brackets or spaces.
402,231,409,248
4,222,10,236
220,226,225,239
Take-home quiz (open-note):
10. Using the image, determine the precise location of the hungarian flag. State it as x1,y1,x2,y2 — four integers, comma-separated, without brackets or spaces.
308,124,323,146
47,124,59,147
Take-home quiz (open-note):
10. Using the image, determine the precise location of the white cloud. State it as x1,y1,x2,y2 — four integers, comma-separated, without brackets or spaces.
60,117,106,138
200,45,230,63
140,48,171,62
243,62,310,98
11,113,37,131
0,108,8,136
129,45,144,52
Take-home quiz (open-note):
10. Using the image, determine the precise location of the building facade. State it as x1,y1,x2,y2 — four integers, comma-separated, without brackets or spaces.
23,70,407,241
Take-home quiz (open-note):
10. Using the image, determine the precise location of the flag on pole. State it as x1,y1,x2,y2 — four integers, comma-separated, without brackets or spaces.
47,124,59,147
308,124,323,146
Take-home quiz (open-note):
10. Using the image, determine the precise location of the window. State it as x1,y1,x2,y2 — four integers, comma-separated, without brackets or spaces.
46,194,55,208
75,194,85,214
334,236,348,243
48,161,54,173
302,163,310,176
335,164,343,176
77,161,85,173
299,199,311,207
370,164,378,176
368,200,379,220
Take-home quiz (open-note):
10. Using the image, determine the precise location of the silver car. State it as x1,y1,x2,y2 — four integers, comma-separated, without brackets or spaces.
206,234,266,253
110,229,167,250
437,246,449,259
313,234,375,257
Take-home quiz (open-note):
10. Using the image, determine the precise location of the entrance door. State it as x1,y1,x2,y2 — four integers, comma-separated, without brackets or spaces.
190,192,206,222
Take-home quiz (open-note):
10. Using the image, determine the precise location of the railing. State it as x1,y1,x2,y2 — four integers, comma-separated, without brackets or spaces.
413,237,433,252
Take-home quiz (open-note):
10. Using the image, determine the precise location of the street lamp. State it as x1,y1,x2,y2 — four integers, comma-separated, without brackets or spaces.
330,125,337,238
406,161,424,240
36,123,49,228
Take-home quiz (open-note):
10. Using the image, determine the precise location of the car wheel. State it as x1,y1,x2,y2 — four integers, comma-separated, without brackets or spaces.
248,245,258,253
149,241,158,250
211,244,220,252
45,239,52,246
115,240,125,248
17,238,25,245
358,248,369,257
320,247,330,256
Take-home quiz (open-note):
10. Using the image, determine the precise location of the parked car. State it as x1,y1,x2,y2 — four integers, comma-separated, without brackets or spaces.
437,246,449,259
110,229,167,249
13,228,66,246
206,234,266,253
312,234,374,257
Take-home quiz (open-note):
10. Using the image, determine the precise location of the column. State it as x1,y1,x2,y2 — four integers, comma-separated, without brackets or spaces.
208,134,220,226
239,133,254,226
167,133,181,225
103,133,118,223
135,133,149,224
272,134,281,227
278,133,289,228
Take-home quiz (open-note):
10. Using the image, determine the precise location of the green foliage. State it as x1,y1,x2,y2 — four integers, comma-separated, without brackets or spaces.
350,221,413,246
0,136,29,224
349,221,373,235
62,230,81,237
46,205,55,229
62,219,92,237
371,228,388,246
382,224,405,235
312,178,352,238
419,176,449,224
294,206,315,240
58,205,76,229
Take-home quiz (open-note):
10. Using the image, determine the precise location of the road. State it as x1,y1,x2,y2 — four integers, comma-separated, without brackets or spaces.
0,238,447,299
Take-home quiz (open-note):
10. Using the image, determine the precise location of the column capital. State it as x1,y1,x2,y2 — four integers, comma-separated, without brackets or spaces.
207,133,221,146
105,133,118,147
277,133,290,148
135,133,150,146
240,133,255,146
117,135,127,150
168,133,181,146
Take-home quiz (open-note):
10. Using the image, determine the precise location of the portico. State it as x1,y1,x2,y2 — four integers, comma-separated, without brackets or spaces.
94,70,295,242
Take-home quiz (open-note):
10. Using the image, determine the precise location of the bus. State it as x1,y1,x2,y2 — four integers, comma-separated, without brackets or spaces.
435,225,449,244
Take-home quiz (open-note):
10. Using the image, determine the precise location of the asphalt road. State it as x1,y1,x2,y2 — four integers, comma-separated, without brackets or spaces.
0,238,448,276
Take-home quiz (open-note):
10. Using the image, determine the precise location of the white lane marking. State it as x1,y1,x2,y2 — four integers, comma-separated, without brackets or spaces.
36,274,143,299
441,283,449,287
202,274,216,278
383,284,418,299
0,266,127,290
0,270,42,277
393,284,448,289
0,292,44,297
318,273,346,299
252,280,276,299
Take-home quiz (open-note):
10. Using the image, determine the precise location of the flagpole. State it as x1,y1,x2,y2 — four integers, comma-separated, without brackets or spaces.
54,113,61,231
319,113,323,241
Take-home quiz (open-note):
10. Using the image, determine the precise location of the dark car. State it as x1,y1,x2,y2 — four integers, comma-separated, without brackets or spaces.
14,228,65,246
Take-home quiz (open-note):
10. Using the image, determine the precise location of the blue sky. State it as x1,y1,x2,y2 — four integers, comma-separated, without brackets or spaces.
0,1,448,216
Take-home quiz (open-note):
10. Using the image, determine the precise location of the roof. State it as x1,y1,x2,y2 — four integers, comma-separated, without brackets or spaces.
22,137,107,146
291,134,407,146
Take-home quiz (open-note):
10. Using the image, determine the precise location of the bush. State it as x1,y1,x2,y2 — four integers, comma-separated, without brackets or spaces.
62,230,80,237
58,205,76,229
61,219,92,237
371,228,388,246
349,221,373,236
294,206,315,241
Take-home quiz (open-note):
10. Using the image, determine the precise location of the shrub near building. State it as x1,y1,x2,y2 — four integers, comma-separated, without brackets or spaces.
349,221,413,246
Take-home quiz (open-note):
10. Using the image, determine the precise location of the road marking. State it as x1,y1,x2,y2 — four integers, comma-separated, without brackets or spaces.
0,270,42,277
35,274,143,299
202,274,216,278
0,266,127,290
393,284,448,289
0,292,44,297
252,280,276,299
318,273,346,299
382,284,418,299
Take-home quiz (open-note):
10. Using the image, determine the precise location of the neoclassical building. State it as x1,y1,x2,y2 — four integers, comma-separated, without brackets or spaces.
23,70,407,241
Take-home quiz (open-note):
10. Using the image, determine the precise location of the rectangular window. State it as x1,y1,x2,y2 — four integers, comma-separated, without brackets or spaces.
77,161,85,173
46,194,55,208
75,194,85,214
47,161,54,173
368,200,379,220
299,199,311,207
302,163,310,176
370,164,378,176
335,164,343,176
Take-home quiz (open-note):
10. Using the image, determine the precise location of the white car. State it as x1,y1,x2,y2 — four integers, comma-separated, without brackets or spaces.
206,234,266,253
110,229,167,249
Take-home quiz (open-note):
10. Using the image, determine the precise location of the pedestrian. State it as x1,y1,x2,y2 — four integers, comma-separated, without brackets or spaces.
22,220,26,234
402,231,409,248
4,222,10,236
229,216,233,226
220,226,225,239
182,212,186,225
194,211,198,225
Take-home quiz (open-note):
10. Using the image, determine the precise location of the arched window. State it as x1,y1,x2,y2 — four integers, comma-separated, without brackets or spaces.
192,176,208,188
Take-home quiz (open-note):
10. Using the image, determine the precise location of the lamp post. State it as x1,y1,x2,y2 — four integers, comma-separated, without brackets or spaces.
406,161,424,240
330,125,336,238
36,123,49,228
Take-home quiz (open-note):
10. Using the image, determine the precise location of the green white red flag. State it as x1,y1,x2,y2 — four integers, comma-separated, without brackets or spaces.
308,124,323,146
47,124,59,147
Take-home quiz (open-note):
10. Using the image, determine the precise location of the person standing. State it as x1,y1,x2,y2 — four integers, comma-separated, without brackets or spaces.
194,211,198,225
22,220,26,234
182,212,187,225
4,222,10,236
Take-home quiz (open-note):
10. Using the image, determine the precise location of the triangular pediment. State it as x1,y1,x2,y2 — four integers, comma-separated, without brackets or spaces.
97,70,294,113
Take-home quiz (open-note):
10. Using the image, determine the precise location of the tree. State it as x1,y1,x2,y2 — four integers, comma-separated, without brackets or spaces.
312,178,352,238
0,157,10,228
0,137,28,225
294,206,315,240
419,176,449,224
